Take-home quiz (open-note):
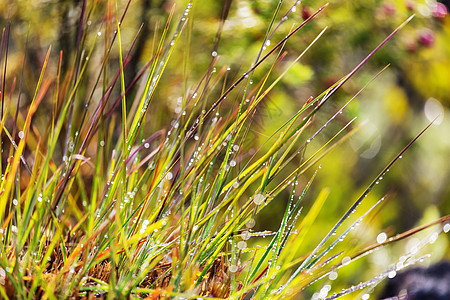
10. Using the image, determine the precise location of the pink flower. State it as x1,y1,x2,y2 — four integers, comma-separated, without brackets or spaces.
418,29,435,47
432,3,448,19
383,2,396,16
302,6,312,20
406,1,415,11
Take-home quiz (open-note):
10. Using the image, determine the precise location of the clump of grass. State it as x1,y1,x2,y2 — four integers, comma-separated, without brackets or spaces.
0,1,448,299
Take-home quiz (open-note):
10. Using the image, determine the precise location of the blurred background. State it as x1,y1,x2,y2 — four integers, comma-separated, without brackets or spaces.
1,0,449,298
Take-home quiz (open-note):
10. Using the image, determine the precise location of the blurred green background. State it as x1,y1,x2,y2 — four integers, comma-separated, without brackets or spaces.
1,0,449,298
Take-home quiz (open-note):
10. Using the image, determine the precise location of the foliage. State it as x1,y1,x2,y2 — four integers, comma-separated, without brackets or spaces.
0,0,448,299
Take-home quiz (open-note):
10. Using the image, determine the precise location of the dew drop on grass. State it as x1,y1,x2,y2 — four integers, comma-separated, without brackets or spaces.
246,219,256,228
429,232,439,244
230,160,236,167
18,131,24,139
237,241,247,249
253,193,265,205
12,199,18,206
291,6,297,12
241,231,250,240
444,223,450,233
97,31,102,36
342,256,351,265
265,40,271,46
194,135,199,141
388,270,396,278
211,51,218,57
329,271,338,280
229,265,238,273
362,293,370,300
319,289,328,298
377,232,387,243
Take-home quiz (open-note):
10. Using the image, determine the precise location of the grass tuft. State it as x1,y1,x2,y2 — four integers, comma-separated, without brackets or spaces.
0,1,448,299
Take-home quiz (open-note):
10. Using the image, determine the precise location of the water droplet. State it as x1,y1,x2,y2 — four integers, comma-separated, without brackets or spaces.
241,231,251,240
444,223,450,233
229,265,238,273
211,51,218,57
342,256,351,265
388,270,396,278
253,193,265,205
329,271,338,280
246,219,256,228
429,232,439,244
18,131,24,139
377,232,387,244
97,31,102,36
237,241,247,249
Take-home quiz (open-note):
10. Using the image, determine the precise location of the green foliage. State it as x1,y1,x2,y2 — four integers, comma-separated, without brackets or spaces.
0,1,448,299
